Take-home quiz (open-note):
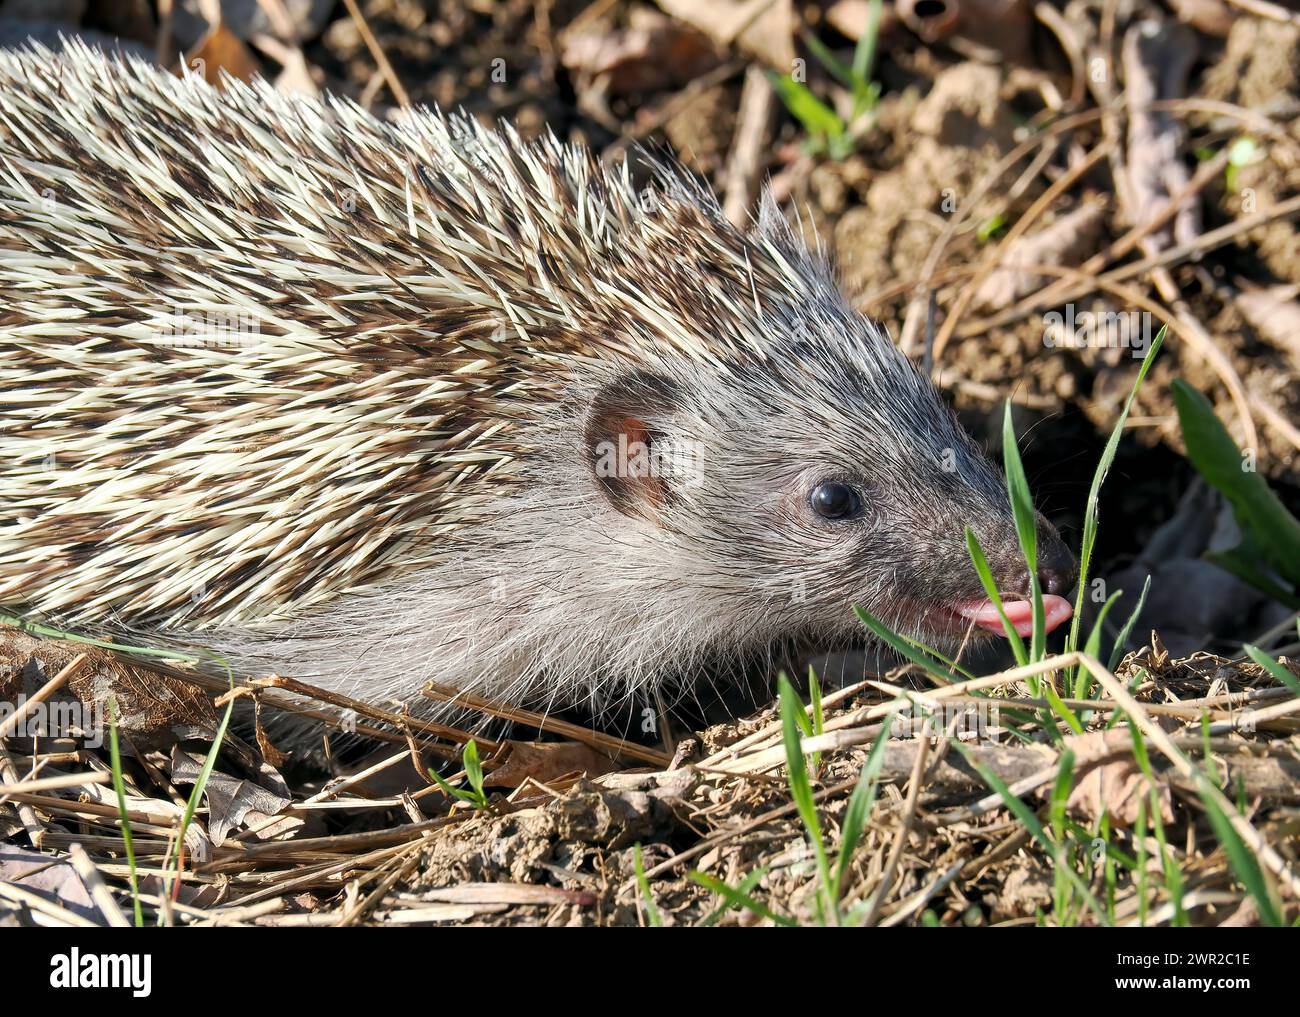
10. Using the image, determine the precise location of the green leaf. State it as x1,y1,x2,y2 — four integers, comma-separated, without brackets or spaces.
770,74,845,140
1152,792,1187,927
0,612,207,664
1135,795,1149,926
1172,379,1300,592
1225,137,1260,191
463,739,485,797
1227,136,1259,168
1076,589,1121,698
801,30,854,89
978,213,1008,242
809,668,824,739
1126,716,1153,780
1049,750,1076,923
1043,681,1085,735
896,630,976,680
427,760,487,809
949,739,1110,925
809,665,824,773
162,656,237,913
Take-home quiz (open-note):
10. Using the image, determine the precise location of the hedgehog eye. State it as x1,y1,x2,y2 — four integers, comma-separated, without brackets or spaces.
810,482,861,520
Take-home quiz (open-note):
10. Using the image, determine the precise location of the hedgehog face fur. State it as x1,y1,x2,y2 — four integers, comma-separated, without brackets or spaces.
0,43,1075,721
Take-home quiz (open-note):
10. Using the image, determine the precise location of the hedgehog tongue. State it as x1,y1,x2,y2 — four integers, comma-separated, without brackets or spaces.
955,596,1073,638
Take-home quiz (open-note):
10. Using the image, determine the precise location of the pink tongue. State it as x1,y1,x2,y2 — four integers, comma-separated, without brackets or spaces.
955,595,1073,638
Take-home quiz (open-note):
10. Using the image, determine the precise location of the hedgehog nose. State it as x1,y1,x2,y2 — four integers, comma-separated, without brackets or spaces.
1005,534,1076,598
1036,539,1077,597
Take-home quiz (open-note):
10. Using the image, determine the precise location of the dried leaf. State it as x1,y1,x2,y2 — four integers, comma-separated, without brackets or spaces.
1122,20,1200,250
561,11,723,96
171,747,292,846
185,20,261,86
0,629,217,751
1235,285,1300,366
655,0,796,70
975,202,1106,309
1058,728,1174,826
0,844,98,923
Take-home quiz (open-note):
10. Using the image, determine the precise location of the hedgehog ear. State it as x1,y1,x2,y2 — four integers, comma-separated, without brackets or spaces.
585,372,684,522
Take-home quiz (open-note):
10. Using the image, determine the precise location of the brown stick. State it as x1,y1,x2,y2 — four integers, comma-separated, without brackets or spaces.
723,66,776,228
339,0,411,107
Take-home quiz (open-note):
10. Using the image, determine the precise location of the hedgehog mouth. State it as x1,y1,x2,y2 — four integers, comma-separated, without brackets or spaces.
938,596,1074,639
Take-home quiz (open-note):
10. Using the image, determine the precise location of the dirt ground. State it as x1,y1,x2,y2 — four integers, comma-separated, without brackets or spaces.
2,0,1300,928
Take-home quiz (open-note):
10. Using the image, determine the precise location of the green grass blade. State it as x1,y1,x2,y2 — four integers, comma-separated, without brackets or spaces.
1197,789,1283,927
851,0,883,89
1049,749,1076,923
1042,682,1085,736
809,668,824,739
1135,795,1149,926
164,675,236,910
965,526,1028,666
1243,643,1300,697
1125,718,1189,926
698,869,765,927
950,739,1110,925
896,631,976,680
1099,813,1117,924
0,612,206,664
427,766,478,805
1107,575,1151,673
809,665,824,773
689,870,798,927
1002,401,1045,661
853,605,954,685
463,739,488,804
800,30,854,89
769,74,845,140
833,716,894,900
1067,329,1165,658
1147,787,1186,927
1076,589,1121,698
106,696,143,928
778,674,833,921
634,844,663,927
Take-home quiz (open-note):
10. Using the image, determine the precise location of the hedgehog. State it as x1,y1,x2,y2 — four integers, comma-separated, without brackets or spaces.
0,42,1076,727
